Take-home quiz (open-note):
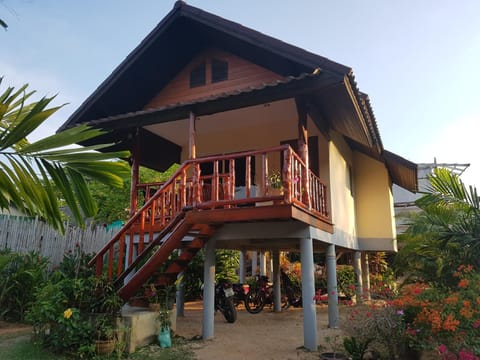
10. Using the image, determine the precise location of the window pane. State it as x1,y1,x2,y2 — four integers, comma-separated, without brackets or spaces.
190,62,206,88
211,59,228,83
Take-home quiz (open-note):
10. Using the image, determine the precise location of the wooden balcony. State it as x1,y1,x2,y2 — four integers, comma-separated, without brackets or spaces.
89,145,330,299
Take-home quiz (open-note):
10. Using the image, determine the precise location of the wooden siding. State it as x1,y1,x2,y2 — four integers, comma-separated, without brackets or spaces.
145,49,284,109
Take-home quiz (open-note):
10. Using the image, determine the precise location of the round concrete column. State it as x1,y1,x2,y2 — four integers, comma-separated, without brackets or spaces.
202,238,216,339
300,236,318,351
326,244,339,328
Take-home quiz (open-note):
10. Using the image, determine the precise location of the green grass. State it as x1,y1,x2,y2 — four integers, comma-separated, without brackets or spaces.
0,332,196,360
0,334,65,360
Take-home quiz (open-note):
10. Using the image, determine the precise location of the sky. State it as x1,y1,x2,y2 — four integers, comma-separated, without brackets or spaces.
2,0,480,188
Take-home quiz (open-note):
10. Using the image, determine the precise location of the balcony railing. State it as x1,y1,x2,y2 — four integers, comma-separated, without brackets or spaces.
90,145,328,279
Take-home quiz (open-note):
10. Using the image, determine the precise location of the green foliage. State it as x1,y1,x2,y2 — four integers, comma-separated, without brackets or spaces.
215,249,239,282
393,266,480,357
27,250,123,357
89,164,179,224
343,336,372,360
336,265,355,299
394,168,480,287
182,250,204,301
0,337,66,360
181,249,240,300
0,249,48,321
0,78,130,233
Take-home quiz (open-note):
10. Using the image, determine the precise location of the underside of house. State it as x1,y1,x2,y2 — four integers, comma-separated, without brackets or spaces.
58,1,417,351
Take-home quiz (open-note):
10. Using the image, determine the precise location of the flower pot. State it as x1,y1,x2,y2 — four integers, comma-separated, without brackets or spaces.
128,296,149,308
320,352,348,360
149,303,161,312
158,327,171,348
95,339,115,355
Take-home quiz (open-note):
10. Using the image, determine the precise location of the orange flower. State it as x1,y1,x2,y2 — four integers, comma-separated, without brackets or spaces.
442,314,460,331
445,294,459,304
460,306,474,319
458,278,469,288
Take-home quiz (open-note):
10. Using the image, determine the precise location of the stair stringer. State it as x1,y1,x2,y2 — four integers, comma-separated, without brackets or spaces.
118,219,193,301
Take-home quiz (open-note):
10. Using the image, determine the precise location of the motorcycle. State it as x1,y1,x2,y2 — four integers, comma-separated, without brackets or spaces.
245,272,302,314
232,283,250,307
214,279,237,323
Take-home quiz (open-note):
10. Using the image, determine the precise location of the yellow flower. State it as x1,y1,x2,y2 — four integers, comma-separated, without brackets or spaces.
63,308,73,319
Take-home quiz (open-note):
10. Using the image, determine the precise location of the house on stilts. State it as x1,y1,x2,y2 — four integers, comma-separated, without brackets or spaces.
58,1,417,351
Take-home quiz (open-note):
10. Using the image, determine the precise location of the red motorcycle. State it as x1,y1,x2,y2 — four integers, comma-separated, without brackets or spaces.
244,272,301,314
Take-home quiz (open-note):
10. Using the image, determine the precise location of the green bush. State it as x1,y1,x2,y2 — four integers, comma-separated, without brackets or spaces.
336,265,355,299
0,250,48,321
27,250,121,357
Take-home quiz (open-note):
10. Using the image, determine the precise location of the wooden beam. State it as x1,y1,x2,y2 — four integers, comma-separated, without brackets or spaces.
189,111,196,159
295,97,311,209
129,129,140,217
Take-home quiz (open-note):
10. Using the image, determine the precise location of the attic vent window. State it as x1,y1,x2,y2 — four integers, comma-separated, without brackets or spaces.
190,62,206,88
211,58,228,83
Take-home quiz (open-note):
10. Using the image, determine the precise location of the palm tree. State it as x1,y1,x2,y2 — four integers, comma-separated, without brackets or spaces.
0,78,130,233
394,168,480,287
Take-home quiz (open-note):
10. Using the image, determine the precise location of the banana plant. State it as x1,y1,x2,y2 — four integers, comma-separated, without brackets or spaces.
0,77,130,233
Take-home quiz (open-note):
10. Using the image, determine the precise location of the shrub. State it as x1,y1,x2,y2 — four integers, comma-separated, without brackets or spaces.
0,250,48,321
392,265,480,357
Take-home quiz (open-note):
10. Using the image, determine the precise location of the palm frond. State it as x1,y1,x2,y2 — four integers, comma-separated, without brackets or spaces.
0,80,130,233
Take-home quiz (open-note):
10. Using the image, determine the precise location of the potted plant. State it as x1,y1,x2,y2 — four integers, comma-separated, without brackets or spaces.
267,170,283,195
93,314,116,354
320,334,349,360
145,283,162,311
155,280,180,348
89,276,123,354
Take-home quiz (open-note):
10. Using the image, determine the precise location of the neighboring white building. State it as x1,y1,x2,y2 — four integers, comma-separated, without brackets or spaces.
393,159,469,234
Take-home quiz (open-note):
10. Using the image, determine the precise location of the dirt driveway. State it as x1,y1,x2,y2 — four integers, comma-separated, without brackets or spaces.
175,301,345,360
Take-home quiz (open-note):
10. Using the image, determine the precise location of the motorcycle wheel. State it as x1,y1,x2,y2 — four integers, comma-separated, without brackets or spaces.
222,297,237,323
245,290,266,314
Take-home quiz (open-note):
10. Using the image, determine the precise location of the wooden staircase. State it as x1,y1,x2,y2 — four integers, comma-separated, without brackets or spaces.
88,159,211,301
88,145,329,302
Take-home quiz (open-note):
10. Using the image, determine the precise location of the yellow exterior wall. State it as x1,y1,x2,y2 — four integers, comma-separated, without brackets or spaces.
328,132,357,246
353,151,395,239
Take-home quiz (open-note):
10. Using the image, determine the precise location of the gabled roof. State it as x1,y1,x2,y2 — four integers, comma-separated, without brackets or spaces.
58,1,417,192
60,0,353,132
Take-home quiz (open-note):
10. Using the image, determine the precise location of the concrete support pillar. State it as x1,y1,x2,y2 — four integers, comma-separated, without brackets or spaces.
272,249,282,313
300,236,318,351
353,251,363,304
326,244,339,328
176,252,185,317
202,239,216,339
259,251,266,276
239,250,246,283
361,252,371,301
251,251,258,275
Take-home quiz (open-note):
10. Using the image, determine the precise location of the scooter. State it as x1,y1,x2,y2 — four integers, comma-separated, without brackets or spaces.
214,279,237,323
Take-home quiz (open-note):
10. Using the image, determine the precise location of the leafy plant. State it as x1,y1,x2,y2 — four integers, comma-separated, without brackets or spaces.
0,250,48,321
392,265,480,357
268,170,282,189
0,78,130,233
343,336,372,360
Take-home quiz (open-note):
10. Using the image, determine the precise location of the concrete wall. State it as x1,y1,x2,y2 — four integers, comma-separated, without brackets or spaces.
353,151,396,251
327,131,357,248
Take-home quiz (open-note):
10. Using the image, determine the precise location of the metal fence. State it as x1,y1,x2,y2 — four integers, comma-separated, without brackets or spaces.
0,215,119,270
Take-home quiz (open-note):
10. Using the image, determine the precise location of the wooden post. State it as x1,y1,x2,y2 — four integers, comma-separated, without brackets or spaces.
245,156,251,198
189,111,202,205
189,111,196,160
129,129,140,217
283,147,292,203
262,153,268,196
296,98,311,209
